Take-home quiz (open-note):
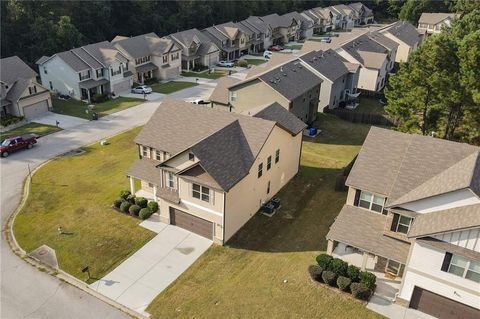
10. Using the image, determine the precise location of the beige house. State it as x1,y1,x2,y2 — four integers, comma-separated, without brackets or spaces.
203,22,249,61
260,13,300,44
112,33,182,83
379,21,422,63
228,60,322,124
1,56,51,119
208,77,239,109
127,99,306,244
327,127,480,319
418,13,458,37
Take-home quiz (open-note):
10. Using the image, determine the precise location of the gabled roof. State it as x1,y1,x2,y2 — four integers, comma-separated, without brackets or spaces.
261,13,296,29
203,26,229,43
368,32,399,51
112,33,178,59
346,127,480,206
250,102,307,135
282,11,310,27
341,34,389,69
348,2,373,18
208,76,240,105
382,21,421,47
1,56,37,85
300,49,351,82
169,28,219,56
418,13,458,25
242,16,271,34
214,22,242,39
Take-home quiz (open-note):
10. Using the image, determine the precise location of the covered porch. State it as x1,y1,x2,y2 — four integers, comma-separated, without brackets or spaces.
182,55,201,72
79,78,109,102
135,62,158,83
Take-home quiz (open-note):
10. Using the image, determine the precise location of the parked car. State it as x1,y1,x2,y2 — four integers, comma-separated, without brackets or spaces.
0,134,37,157
269,45,283,52
320,37,332,43
216,60,235,68
263,50,273,59
186,98,210,105
131,85,152,94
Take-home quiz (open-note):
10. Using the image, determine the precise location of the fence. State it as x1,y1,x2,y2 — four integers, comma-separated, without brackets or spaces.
326,108,394,126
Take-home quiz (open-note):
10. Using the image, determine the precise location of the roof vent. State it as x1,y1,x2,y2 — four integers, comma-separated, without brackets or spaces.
298,64,303,68
283,73,287,76
280,66,283,72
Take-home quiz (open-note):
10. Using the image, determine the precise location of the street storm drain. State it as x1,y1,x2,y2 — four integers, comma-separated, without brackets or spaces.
60,149,85,157
175,247,194,255
28,245,59,269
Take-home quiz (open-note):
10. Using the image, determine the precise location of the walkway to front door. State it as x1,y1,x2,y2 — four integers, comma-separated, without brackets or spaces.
89,215,212,316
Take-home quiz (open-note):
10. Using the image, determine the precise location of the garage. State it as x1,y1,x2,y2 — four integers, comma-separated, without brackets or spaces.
112,78,131,94
23,100,49,119
410,287,480,319
169,207,213,239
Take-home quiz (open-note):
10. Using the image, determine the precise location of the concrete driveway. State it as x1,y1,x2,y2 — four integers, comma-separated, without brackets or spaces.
32,111,88,129
89,217,212,315
119,91,165,101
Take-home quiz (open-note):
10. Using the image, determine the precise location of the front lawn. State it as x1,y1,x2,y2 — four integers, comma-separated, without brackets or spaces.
284,44,303,50
0,122,61,140
147,114,381,318
13,126,156,282
52,97,144,119
245,59,267,65
151,81,198,94
182,70,230,79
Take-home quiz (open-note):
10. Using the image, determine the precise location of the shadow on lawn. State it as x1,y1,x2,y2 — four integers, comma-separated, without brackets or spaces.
227,166,347,253
310,113,373,146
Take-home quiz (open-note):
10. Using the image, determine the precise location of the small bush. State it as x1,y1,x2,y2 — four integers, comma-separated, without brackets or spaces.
316,254,333,270
92,93,109,103
350,282,371,300
308,265,323,282
321,270,337,286
347,265,361,282
139,208,153,220
113,199,122,208
120,190,131,200
147,201,159,213
329,258,348,276
135,197,148,208
144,77,157,85
360,271,377,290
120,201,131,213
129,204,141,216
236,59,248,67
337,276,352,292
126,194,136,204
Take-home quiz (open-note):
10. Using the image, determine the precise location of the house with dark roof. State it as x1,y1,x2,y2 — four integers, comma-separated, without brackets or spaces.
418,12,459,36
112,32,182,83
203,22,250,61
282,11,313,39
329,4,356,30
126,99,306,244
1,56,51,119
228,59,323,124
240,16,274,51
348,2,374,26
168,28,220,71
36,41,132,101
208,76,240,108
260,13,300,44
379,21,422,62
326,127,480,318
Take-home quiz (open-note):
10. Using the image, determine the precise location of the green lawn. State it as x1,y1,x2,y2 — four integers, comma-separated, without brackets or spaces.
181,70,230,79
151,81,198,94
146,114,381,319
13,126,156,282
52,97,144,119
355,97,386,115
0,122,62,140
245,59,267,65
284,44,303,50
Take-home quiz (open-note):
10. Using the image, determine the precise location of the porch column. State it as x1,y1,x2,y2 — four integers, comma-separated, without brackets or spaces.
153,185,157,199
129,176,135,194
87,89,91,102
326,240,334,255
361,252,368,271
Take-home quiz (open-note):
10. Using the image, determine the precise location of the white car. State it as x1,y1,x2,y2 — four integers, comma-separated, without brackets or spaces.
131,85,152,94
263,50,273,59
217,60,234,68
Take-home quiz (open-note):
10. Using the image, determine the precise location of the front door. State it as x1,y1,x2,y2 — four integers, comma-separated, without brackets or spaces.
81,88,88,100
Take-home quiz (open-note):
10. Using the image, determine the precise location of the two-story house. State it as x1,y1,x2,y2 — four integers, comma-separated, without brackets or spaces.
282,11,313,39
302,9,325,35
329,4,355,30
203,22,249,61
168,28,220,72
1,56,52,119
348,2,375,26
240,16,274,51
112,33,182,84
36,41,132,101
228,59,323,124
418,13,458,37
260,13,300,44
379,21,422,63
326,127,480,319
127,99,306,244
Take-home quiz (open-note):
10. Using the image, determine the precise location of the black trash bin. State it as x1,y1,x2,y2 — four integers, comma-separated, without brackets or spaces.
92,112,98,120
271,197,281,208
262,203,275,214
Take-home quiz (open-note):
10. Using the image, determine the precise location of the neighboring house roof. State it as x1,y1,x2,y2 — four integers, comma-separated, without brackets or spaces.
382,21,421,47
169,28,219,56
261,13,295,29
112,33,178,59
346,127,480,206
408,204,480,238
249,102,307,135
1,56,37,86
246,53,296,79
55,51,91,72
35,56,50,65
5,78,32,103
368,32,399,51
242,16,271,34
282,11,310,28
326,205,410,263
341,34,389,69
418,13,458,25
208,76,240,105
202,26,229,45
348,2,373,18
300,49,351,82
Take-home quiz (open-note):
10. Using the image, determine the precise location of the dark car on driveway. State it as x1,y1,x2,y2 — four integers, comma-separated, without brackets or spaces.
0,134,37,157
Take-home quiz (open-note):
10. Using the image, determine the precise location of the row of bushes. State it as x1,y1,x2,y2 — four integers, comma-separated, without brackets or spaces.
309,254,376,301
91,93,109,103
1,115,24,127
112,190,158,220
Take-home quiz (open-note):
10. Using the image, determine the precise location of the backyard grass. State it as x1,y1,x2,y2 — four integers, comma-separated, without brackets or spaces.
182,70,230,79
0,122,61,140
245,59,267,65
52,97,144,119
146,114,382,319
355,97,386,115
151,81,198,94
13,126,156,282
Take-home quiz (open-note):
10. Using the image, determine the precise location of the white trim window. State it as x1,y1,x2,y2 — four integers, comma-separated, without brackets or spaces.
258,162,263,178
192,183,210,202
358,191,385,213
391,214,413,234
155,149,162,161
142,145,149,157
230,91,237,102
448,256,480,283
167,172,175,189
386,259,401,276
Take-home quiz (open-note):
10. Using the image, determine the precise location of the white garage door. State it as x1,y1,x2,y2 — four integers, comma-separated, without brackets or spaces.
112,79,131,94
24,100,49,119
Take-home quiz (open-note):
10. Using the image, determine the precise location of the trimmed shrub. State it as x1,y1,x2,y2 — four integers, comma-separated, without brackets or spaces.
113,199,122,208
120,190,131,200
129,204,141,216
237,59,248,67
308,265,323,282
147,201,159,213
139,208,153,220
360,271,377,290
126,194,136,204
337,276,352,292
347,265,361,282
120,201,131,213
316,253,333,270
329,258,348,276
350,282,371,300
321,270,337,286
92,93,109,103
135,197,148,208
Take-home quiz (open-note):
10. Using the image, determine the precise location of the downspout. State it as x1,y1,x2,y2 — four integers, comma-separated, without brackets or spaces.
222,191,226,245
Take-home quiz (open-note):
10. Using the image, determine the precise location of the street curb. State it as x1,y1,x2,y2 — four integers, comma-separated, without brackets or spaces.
3,126,150,319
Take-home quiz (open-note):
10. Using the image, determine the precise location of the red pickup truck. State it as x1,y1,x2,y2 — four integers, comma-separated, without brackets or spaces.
0,134,37,157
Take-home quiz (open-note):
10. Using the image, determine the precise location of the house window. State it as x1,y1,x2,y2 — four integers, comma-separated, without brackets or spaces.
192,183,210,202
79,70,90,81
111,66,121,76
258,163,263,178
391,214,413,234
267,156,272,170
155,149,162,161
267,181,271,194
172,52,179,61
96,69,103,78
162,55,168,63
49,81,53,90
28,86,37,95
275,149,280,163
148,182,154,188
386,259,401,276
44,68,48,74
230,92,237,102
358,191,385,213
446,255,480,282
141,146,149,157
188,153,195,161
167,172,175,188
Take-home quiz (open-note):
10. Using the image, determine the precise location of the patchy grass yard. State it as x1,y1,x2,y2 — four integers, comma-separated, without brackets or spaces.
0,122,61,140
284,44,303,50
354,97,386,115
52,97,144,119
13,127,155,282
151,81,198,94
147,114,381,318
182,70,230,79
245,59,267,65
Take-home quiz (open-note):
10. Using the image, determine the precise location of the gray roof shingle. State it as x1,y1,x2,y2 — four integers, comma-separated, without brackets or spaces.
1,56,37,85
300,49,350,82
208,77,240,105
418,13,458,25
383,21,421,47
252,102,307,135
113,33,178,59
